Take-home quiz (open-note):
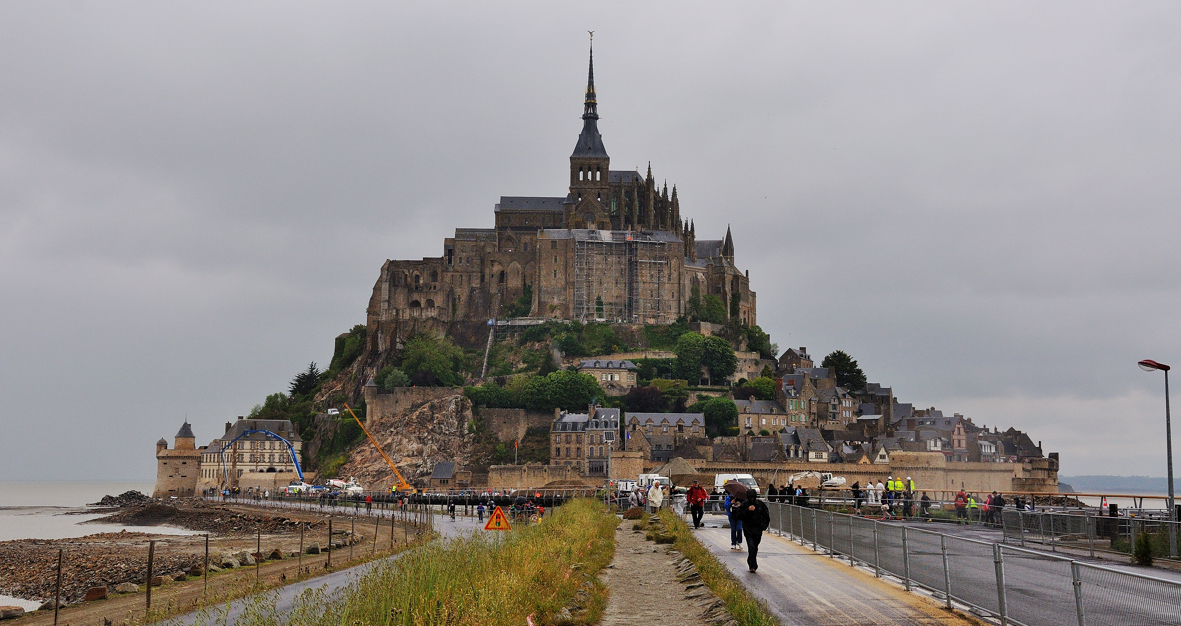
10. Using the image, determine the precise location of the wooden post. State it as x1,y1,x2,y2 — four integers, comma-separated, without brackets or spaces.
373,521,379,555
255,529,261,583
52,549,62,626
298,525,304,573
146,540,155,611
350,518,355,562
327,519,332,568
204,534,209,595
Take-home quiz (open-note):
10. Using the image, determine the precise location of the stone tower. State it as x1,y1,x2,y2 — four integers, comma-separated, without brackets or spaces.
152,421,201,498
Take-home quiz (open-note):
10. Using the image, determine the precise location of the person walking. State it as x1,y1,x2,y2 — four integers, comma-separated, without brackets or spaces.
734,490,771,573
724,492,744,551
866,480,878,507
647,482,664,512
365,494,373,514
686,480,709,529
476,502,485,523
767,483,778,504
851,481,863,515
875,479,886,508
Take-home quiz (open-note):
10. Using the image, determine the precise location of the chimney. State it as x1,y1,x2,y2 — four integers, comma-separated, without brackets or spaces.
554,407,561,420
225,422,232,433
238,415,244,420
799,347,806,353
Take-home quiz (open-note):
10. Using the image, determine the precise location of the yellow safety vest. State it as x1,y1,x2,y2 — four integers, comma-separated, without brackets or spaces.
907,480,915,491
887,480,896,491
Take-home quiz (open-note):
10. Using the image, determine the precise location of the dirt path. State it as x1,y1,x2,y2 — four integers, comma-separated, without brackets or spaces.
600,524,735,626
9,509,422,626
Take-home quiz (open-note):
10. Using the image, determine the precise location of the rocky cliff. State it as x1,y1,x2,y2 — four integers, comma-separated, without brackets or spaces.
335,392,475,490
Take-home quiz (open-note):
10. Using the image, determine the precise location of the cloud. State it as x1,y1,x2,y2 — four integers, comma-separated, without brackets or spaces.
1,2,1179,480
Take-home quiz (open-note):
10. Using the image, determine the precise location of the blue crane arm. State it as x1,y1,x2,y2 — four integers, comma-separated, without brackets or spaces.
218,429,304,484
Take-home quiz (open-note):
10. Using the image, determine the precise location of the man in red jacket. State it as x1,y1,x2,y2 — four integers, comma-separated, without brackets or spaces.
686,480,710,529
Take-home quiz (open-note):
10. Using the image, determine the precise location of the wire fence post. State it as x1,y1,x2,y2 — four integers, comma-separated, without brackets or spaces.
255,528,261,583
373,520,379,555
146,539,155,612
849,515,855,566
1087,516,1095,558
1071,561,1086,626
298,525,304,574
1018,512,1025,547
1050,513,1057,552
940,534,952,610
811,509,818,551
901,526,912,591
52,548,62,626
350,518,355,562
327,519,333,569
873,520,881,578
829,512,835,558
204,534,209,595
992,543,1008,626
779,503,784,537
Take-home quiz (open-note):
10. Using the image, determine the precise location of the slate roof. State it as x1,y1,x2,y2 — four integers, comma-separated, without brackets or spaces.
734,399,787,414
696,240,723,258
429,462,455,480
795,367,831,379
553,407,620,431
749,437,781,462
572,117,608,158
628,412,705,427
176,421,195,439
495,196,566,212
222,419,302,443
608,170,643,184
578,359,637,370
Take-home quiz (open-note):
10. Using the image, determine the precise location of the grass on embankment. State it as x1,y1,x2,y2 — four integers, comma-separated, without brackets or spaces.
655,510,779,626
223,499,618,626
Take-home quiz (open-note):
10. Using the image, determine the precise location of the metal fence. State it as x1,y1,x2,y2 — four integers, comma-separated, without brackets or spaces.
1001,509,1181,560
768,502,1181,626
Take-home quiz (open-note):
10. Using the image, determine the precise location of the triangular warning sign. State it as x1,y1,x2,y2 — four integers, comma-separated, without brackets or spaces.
484,505,511,531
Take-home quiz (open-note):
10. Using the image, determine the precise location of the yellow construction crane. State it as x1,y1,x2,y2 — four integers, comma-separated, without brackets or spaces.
343,403,415,493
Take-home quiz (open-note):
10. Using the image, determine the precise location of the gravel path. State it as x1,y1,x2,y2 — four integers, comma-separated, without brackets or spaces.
600,523,734,626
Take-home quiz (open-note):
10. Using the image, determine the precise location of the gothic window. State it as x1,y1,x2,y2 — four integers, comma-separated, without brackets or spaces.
551,241,557,249
431,270,438,282
498,271,505,284
414,273,421,286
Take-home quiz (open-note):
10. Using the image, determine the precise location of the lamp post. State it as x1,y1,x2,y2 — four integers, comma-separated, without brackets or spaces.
1139,359,1177,558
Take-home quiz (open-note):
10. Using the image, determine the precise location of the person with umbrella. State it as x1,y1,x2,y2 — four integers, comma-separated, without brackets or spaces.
728,481,770,572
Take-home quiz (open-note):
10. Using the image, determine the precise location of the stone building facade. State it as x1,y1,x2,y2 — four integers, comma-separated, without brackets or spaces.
363,45,756,359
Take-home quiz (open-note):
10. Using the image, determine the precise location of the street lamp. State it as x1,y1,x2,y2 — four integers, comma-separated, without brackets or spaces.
1139,359,1177,558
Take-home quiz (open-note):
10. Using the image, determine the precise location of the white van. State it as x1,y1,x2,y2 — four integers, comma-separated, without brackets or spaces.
637,474,671,489
715,473,760,496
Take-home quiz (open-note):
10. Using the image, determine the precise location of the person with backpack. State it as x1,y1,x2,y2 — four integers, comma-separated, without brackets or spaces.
686,480,709,529
734,490,771,573
954,489,968,523
476,502,485,523
724,492,743,551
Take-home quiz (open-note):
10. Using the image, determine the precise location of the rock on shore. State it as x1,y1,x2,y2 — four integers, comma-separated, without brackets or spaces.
89,491,154,507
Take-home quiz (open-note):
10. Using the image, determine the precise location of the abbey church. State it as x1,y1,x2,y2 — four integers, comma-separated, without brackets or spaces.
366,45,756,351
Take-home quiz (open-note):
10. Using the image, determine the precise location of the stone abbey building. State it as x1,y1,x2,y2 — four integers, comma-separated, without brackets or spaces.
365,46,756,352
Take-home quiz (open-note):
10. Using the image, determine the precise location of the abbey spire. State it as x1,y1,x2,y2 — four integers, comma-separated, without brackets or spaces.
570,38,608,160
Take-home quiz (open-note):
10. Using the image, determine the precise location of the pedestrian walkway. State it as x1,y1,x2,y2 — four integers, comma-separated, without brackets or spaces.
694,524,972,625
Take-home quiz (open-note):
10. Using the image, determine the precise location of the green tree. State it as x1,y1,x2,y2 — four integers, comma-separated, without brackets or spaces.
701,397,739,438
701,335,737,383
673,332,706,384
520,371,602,412
742,376,776,401
288,362,321,399
464,382,516,408
744,325,777,360
401,334,464,386
821,350,867,392
376,366,410,391
699,295,728,324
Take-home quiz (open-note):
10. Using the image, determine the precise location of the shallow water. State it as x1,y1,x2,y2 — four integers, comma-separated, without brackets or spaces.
0,480,199,542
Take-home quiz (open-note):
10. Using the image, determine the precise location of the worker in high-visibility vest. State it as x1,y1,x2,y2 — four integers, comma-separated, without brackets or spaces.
968,495,980,522
906,477,916,492
885,476,895,507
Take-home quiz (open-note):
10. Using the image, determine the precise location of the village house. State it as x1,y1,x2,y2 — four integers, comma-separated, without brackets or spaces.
576,359,637,395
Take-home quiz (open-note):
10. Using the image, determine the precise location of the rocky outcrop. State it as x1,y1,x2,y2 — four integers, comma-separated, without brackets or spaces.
336,393,475,489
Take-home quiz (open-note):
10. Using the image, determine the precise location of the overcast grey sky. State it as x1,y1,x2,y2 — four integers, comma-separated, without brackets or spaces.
2,2,1179,481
